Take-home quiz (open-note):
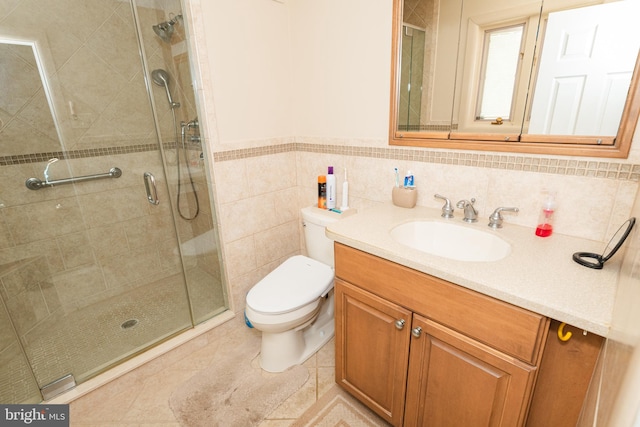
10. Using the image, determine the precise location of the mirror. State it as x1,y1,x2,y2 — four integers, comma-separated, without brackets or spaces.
390,0,640,158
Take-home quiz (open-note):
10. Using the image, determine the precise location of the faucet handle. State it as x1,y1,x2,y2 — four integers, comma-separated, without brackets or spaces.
434,194,454,218
488,207,519,229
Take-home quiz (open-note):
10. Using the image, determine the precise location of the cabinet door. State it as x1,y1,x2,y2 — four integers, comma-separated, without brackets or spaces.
335,279,412,426
404,314,537,427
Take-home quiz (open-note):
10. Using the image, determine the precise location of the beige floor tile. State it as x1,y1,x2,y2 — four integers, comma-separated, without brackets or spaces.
70,329,336,426
317,337,335,367
258,420,295,427
317,366,336,397
70,386,139,423
266,370,317,420
120,369,191,423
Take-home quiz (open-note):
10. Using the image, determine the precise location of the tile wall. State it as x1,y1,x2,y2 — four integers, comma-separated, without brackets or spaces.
211,139,640,311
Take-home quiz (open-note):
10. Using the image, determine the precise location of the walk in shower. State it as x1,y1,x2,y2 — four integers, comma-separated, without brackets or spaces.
0,0,227,403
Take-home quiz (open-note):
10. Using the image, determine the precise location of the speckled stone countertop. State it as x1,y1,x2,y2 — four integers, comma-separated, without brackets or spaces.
326,203,620,337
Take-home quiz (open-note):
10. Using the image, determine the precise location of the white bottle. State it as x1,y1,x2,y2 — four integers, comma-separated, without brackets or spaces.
326,166,336,209
340,168,349,211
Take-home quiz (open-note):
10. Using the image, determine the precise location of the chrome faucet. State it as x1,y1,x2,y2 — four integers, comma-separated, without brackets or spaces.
456,198,478,223
488,207,519,229
434,194,454,218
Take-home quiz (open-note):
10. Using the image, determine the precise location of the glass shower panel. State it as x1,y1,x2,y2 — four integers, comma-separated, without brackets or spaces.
0,289,41,404
138,0,228,324
398,25,426,131
0,0,200,402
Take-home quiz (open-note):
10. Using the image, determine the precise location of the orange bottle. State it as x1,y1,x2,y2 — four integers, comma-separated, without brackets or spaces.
318,175,327,208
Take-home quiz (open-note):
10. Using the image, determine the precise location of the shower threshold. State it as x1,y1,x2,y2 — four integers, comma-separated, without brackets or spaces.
41,374,76,401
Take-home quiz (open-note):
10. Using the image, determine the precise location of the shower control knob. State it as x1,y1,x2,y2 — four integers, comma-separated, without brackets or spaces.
395,319,405,330
411,326,422,338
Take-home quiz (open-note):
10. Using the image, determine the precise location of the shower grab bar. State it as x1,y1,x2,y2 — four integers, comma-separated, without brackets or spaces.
143,172,160,205
25,167,122,190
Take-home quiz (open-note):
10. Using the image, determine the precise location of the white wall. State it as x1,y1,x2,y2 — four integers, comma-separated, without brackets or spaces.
199,0,293,144
289,0,392,138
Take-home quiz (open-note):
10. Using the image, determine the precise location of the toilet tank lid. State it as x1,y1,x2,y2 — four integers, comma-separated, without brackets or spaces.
246,255,334,314
301,206,356,226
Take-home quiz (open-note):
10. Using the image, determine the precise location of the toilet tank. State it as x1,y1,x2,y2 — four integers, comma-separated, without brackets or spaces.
301,206,344,268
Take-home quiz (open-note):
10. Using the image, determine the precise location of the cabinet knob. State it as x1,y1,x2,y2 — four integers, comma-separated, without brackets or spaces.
395,319,405,330
412,326,422,338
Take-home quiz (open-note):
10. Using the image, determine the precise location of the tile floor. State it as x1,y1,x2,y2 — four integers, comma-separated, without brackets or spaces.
68,316,336,426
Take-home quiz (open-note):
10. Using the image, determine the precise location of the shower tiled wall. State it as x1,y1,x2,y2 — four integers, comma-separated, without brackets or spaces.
0,0,211,324
0,150,182,310
0,2,157,155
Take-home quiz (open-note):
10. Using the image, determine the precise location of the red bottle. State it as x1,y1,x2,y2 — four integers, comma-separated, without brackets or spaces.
535,193,556,237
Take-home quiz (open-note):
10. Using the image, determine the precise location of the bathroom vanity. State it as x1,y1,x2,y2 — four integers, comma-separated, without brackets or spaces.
327,204,614,426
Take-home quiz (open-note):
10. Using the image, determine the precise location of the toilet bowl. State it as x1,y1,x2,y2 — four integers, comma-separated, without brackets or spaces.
245,255,335,372
245,206,351,372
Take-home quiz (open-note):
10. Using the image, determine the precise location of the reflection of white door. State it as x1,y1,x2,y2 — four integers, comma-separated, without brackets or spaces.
528,1,640,136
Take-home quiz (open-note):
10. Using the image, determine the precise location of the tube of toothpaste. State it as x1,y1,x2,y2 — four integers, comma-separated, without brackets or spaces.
404,171,415,188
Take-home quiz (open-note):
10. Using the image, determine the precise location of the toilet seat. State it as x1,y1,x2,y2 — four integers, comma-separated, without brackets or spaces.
246,255,334,315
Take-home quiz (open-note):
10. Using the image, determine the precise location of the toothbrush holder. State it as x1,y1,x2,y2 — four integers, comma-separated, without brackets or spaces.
392,187,417,208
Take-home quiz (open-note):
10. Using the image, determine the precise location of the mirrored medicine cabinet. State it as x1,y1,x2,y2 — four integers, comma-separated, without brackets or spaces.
390,0,640,158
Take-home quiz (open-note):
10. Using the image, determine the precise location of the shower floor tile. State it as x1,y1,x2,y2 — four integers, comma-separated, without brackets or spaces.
24,274,193,388
1,266,225,403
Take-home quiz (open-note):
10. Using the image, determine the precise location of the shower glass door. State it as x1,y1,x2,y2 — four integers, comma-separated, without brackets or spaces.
0,0,226,403
398,25,426,131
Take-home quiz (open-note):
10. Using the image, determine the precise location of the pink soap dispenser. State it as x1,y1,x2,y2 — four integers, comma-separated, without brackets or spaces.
535,191,556,237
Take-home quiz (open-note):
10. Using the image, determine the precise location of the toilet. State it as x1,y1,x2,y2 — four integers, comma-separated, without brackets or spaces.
244,206,348,372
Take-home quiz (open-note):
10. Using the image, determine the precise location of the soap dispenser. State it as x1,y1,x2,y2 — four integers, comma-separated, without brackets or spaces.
535,191,556,237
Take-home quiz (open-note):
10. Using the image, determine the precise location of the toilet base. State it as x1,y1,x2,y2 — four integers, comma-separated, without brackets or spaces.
259,292,335,373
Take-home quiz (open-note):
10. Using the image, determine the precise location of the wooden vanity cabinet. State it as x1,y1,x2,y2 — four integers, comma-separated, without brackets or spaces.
334,243,550,427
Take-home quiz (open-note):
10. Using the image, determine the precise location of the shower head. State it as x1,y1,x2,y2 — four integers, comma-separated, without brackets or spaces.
153,22,174,43
151,69,180,109
152,14,182,43
151,69,170,87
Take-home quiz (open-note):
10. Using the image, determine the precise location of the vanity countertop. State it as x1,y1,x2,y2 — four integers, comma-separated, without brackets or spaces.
326,203,620,337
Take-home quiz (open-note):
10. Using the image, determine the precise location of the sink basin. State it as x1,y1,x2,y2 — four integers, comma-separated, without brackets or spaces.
390,221,511,262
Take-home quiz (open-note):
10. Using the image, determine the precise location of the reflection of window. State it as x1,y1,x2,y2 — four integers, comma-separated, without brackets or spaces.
476,24,525,121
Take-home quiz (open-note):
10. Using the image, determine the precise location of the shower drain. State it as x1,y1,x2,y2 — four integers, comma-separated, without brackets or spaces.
120,319,139,330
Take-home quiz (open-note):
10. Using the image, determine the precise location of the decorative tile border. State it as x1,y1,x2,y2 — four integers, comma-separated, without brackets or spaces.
211,143,292,161
0,144,158,166
4,142,639,182
0,142,199,166
214,143,640,181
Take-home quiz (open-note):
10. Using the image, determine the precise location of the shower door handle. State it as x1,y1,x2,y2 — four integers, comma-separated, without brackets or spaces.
143,172,160,205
